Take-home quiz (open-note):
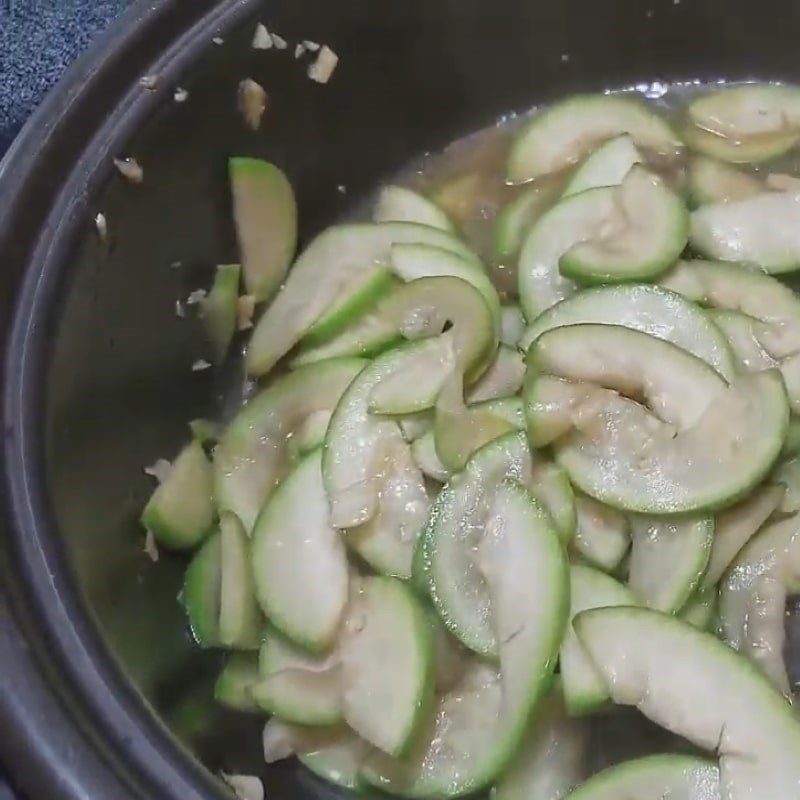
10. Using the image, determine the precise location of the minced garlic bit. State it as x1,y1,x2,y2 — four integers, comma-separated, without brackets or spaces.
271,32,287,49
212,36,224,45
294,43,306,59
238,78,268,130
170,260,183,269
186,288,208,305
139,74,159,91
173,87,189,103
252,23,272,49
143,530,160,563
95,212,108,242
767,173,800,192
302,40,320,51
175,300,185,319
221,773,264,800
308,45,339,84
143,458,172,483
113,157,144,184
237,294,256,330
192,359,212,372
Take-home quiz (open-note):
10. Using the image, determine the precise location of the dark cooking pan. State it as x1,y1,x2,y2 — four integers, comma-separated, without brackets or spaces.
2,0,800,798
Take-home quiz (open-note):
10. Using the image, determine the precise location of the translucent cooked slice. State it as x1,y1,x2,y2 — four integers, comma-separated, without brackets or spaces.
246,222,477,375
683,83,800,163
554,370,788,514
520,283,735,380
575,606,800,800
507,93,681,182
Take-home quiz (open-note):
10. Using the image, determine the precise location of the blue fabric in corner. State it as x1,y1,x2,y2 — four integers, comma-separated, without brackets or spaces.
0,1,128,154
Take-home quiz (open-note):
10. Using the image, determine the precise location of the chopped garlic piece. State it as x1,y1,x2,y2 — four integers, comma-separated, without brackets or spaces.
139,74,158,90
221,774,264,800
271,33,287,49
302,40,321,51
294,43,306,58
237,294,256,330
173,87,189,103
143,458,172,482
143,530,160,563
192,359,212,372
238,78,268,130
252,23,272,49
95,212,108,242
186,288,207,305
175,300,185,318
212,36,224,45
113,157,144,184
308,45,339,84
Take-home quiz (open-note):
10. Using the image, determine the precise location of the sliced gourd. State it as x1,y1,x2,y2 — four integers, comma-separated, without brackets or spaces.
680,589,718,632
528,324,726,429
189,418,219,446
301,265,395,347
219,512,261,649
213,357,365,532
574,605,800,799
492,181,561,261
561,565,638,715
411,431,451,483
690,190,800,273
201,263,240,362
141,439,213,550
718,514,800,694
390,243,501,336
229,158,297,302
627,515,714,613
702,484,785,589
559,166,688,284
364,483,568,798
286,409,332,462
343,437,430,579
366,282,494,415
554,370,788,514
500,304,525,348
433,374,518,472
374,185,454,232
246,222,476,375
562,134,642,197
214,652,260,712
397,413,432,443
518,170,686,319
493,684,587,800
252,627,341,725
507,94,681,183
661,260,800,357
775,456,800,512
709,309,776,372
783,418,800,457
424,434,572,655
573,494,631,572
524,375,627,449
530,461,577,544
340,577,434,756
251,449,349,652
323,341,434,540
564,754,720,800
182,532,222,647
466,345,525,404
683,83,800,163
687,156,762,206
520,283,735,379
424,432,535,656
300,728,372,789
260,721,370,789
518,187,609,319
